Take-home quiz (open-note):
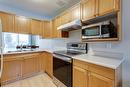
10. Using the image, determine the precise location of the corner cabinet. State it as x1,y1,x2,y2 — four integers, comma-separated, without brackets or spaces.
73,59,122,87
44,52,53,78
0,12,15,33
42,21,52,38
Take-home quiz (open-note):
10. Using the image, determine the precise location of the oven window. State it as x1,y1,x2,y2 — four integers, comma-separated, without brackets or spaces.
53,56,72,87
71,44,78,47
82,26,100,36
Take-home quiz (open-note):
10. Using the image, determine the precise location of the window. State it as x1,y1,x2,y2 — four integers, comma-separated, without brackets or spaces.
3,32,40,51
19,34,31,45
4,32,18,51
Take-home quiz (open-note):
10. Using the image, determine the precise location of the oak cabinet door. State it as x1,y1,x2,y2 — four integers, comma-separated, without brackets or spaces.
44,52,53,78
71,4,81,21
98,0,119,16
61,12,71,25
0,12,15,33
15,16,31,34
51,19,57,38
88,72,114,87
1,60,22,83
54,16,62,38
52,18,68,38
31,19,42,36
22,56,37,77
82,0,96,21
42,21,52,38
73,66,88,87
38,53,46,72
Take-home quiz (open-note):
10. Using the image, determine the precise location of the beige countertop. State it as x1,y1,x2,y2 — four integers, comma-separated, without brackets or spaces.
3,48,66,55
72,51,124,69
3,49,52,55
3,49,124,69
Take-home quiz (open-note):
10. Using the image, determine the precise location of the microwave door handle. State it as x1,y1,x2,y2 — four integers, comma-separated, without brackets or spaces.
99,25,102,37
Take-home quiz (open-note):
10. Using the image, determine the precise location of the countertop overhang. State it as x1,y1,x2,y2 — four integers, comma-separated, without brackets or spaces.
72,51,124,69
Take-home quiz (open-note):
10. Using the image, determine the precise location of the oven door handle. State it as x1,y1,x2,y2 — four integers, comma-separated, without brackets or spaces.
53,54,72,63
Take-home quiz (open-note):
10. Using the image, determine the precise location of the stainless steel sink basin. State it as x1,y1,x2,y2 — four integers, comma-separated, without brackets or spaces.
7,50,22,53
7,49,35,53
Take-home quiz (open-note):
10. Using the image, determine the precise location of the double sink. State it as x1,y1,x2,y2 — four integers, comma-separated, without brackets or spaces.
7,49,35,53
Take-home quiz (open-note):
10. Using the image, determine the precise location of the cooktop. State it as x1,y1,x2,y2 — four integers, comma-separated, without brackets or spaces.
53,50,84,58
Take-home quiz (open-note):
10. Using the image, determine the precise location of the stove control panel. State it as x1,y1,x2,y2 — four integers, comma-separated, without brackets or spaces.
67,43,87,50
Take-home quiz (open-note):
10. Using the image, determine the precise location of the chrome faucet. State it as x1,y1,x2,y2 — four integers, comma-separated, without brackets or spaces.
20,44,23,51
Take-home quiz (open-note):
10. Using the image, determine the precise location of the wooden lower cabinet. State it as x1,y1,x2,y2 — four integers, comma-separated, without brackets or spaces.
44,52,53,78
1,58,22,83
88,72,114,87
73,59,122,87
22,55,38,77
38,53,46,72
1,52,51,84
73,66,88,87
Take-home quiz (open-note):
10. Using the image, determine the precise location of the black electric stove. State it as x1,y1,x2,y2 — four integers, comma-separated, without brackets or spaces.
53,43,87,87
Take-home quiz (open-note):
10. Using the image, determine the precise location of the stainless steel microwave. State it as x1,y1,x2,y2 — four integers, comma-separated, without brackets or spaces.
82,21,117,39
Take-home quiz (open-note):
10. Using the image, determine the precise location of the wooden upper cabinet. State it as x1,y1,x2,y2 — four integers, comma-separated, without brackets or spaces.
52,18,68,38
61,12,71,25
31,19,42,36
60,4,81,25
73,66,88,87
98,0,119,16
0,12,15,33
88,72,114,87
81,0,96,21
71,4,81,21
52,19,58,38
56,16,61,27
42,21,52,38
15,16,31,34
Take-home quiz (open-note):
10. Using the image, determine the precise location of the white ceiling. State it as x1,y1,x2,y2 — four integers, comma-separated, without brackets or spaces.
0,0,80,18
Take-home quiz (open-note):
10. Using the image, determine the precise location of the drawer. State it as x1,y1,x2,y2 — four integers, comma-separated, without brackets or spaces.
88,63,115,80
73,59,88,70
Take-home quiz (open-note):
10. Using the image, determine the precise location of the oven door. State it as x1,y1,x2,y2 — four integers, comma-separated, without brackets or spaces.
53,54,72,87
